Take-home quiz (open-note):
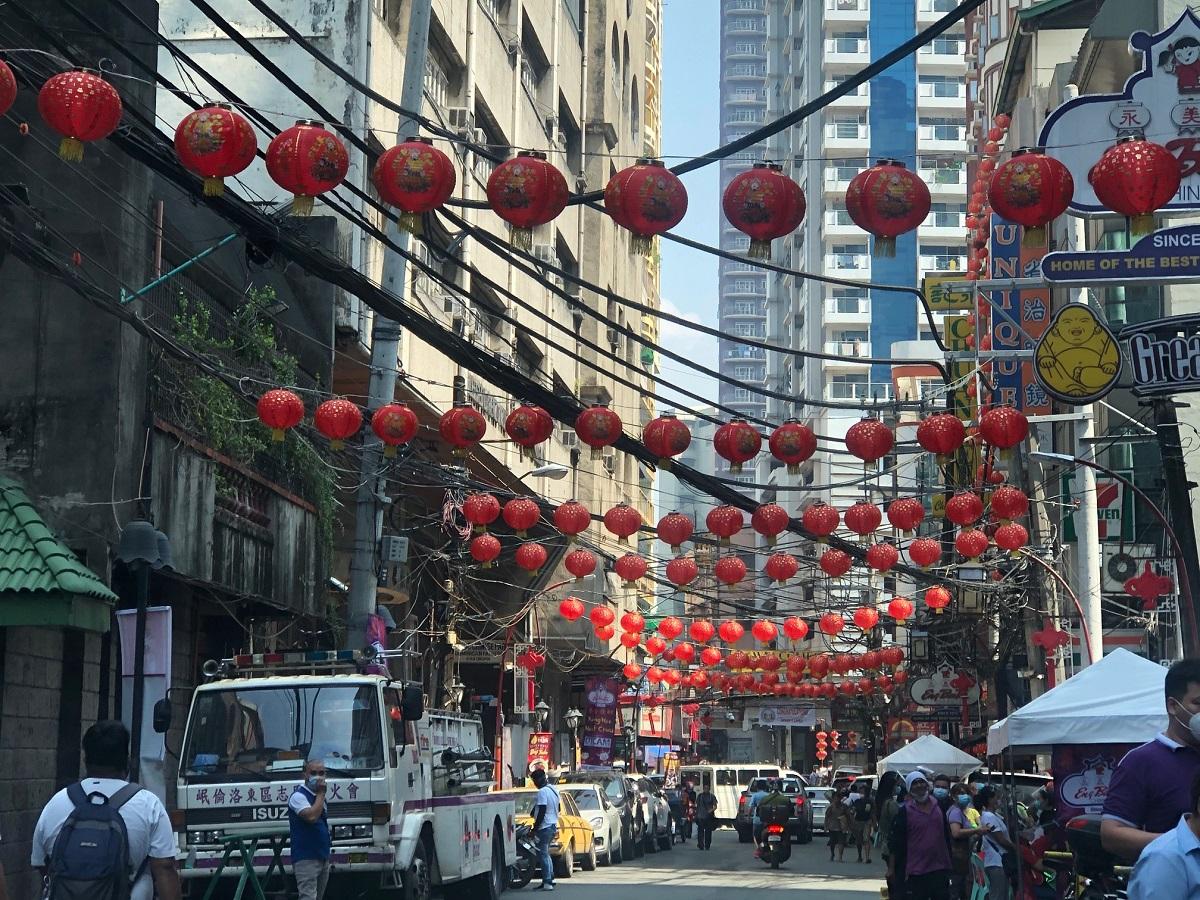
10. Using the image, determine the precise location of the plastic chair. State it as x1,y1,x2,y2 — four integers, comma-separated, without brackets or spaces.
969,854,990,900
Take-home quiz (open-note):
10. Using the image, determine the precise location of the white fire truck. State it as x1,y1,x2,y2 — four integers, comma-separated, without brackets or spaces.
173,650,516,899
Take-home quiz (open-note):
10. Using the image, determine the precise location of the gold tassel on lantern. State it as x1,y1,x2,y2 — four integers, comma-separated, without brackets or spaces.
270,428,285,442
873,236,896,258
399,212,423,235
1131,213,1155,237
203,177,226,197
291,194,315,217
58,136,84,162
1021,224,1046,248
748,239,771,260
631,233,654,255
510,225,533,251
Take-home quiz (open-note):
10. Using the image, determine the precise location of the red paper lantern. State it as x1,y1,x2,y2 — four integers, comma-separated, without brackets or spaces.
844,502,882,539
603,503,643,544
719,620,745,644
666,556,699,587
575,404,623,459
469,534,501,567
916,413,967,459
713,419,762,473
645,667,664,686
605,158,689,253
818,548,852,579
486,149,569,248
802,502,840,541
715,555,747,585
988,148,1074,246
439,403,488,456
674,642,696,663
924,585,952,614
994,114,1012,128
984,141,999,155
371,403,419,456
769,419,817,474
372,137,457,232
700,646,723,666
979,406,1029,450
865,542,900,573
1089,136,1182,236
505,404,554,454
314,398,362,449
887,497,926,533
553,500,592,542
38,70,123,162
766,551,800,583
264,120,349,216
614,553,648,584
722,162,807,259
955,528,990,560
751,503,790,545
174,105,257,197
845,418,895,465
907,538,942,569
887,596,914,622
0,60,14,119
657,511,694,551
564,548,597,581
706,505,744,545
994,522,1029,554
623,663,643,681
880,646,904,667
783,617,809,641
558,596,585,621
646,635,667,656
807,655,829,679
642,413,692,465
688,619,716,643
658,616,685,640
853,607,879,630
502,498,541,537
990,485,1029,522
845,158,931,256
620,610,646,634
727,649,750,670
818,612,845,637
945,492,984,527
515,542,548,573
463,493,501,532
256,389,304,441
751,619,778,643
589,606,616,628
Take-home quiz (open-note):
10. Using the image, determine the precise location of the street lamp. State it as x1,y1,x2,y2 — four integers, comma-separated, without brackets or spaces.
522,463,570,480
534,699,551,730
563,707,583,771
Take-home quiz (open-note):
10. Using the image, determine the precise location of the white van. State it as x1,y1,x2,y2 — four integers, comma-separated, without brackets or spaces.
679,763,807,823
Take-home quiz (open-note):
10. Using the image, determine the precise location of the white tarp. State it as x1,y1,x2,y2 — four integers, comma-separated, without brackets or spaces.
875,734,982,778
987,648,1168,755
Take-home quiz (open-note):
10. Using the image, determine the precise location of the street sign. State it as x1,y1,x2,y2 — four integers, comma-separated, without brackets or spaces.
1120,313,1200,396
1061,470,1135,542
1041,224,1200,285
923,272,973,311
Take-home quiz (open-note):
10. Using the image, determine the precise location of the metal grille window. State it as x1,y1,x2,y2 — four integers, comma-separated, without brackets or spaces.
829,117,866,139
424,55,450,111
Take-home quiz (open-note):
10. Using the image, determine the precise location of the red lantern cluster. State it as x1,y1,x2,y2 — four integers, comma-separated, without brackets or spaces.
722,162,806,259
487,150,570,249
845,159,931,257
605,158,689,253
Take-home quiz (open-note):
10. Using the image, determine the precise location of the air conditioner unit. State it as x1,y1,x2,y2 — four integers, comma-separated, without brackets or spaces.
1101,544,1157,593
442,293,460,315
447,107,474,135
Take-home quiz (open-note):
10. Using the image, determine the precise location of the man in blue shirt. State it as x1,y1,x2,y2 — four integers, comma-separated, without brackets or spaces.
1128,770,1200,899
531,769,560,891
288,759,331,900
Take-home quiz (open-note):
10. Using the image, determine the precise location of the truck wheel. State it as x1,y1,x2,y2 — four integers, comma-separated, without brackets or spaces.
445,834,503,900
402,839,433,900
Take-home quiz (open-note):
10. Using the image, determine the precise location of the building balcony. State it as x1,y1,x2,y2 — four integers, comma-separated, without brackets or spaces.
824,82,870,107
918,48,967,72
824,40,870,66
724,284,768,298
723,310,766,321
823,297,871,324
919,254,967,272
725,22,767,36
924,173,968,196
917,0,959,23
724,348,767,362
724,65,767,81
824,340,872,358
824,0,870,22
917,93,967,111
823,217,862,237
725,47,766,61
824,382,889,403
918,136,967,154
918,222,965,240
825,253,871,276
824,131,870,152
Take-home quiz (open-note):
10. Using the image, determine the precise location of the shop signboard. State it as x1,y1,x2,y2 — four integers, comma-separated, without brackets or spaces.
581,676,619,769
908,665,981,707
1120,312,1200,397
988,217,1052,415
754,704,817,727
924,273,973,311
527,732,553,773
1061,470,1135,542
1051,744,1136,823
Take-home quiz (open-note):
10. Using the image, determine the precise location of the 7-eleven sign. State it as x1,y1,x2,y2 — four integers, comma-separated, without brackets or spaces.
1062,471,1135,542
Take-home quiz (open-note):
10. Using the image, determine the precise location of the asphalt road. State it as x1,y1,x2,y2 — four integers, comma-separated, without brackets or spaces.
537,827,886,899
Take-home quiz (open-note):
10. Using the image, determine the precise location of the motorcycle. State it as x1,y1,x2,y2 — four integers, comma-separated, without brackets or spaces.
509,822,539,889
1041,815,1131,900
758,806,792,869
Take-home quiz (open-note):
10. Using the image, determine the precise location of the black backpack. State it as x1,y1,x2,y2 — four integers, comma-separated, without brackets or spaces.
47,782,144,900
853,795,873,822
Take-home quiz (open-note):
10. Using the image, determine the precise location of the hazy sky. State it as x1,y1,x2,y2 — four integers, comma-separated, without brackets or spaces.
657,0,720,413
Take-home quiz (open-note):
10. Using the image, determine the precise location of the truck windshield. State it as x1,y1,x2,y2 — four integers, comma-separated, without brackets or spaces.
182,684,384,781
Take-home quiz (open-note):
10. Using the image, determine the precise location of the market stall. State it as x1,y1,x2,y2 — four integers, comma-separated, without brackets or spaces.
875,733,982,778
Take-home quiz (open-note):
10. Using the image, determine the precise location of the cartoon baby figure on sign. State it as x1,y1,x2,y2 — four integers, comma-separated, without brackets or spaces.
1033,304,1122,404
1159,36,1200,95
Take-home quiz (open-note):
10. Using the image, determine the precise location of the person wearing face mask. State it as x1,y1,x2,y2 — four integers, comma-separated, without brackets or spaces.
888,772,954,900
947,783,992,899
931,774,953,813
1127,769,1200,899
1102,658,1200,861
877,771,904,893
977,787,1016,900
288,759,331,900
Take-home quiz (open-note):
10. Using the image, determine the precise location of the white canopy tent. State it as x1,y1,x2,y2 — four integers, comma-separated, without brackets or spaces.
875,734,982,778
987,648,1168,756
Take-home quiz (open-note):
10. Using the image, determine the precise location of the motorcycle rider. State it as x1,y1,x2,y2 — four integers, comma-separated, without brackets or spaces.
752,779,794,853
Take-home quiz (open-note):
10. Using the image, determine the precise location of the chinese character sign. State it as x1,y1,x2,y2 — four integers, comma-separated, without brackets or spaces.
580,677,619,769
988,215,1053,415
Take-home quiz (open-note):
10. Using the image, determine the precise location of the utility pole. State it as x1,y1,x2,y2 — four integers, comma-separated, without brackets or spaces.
347,0,435,647
1151,398,1200,654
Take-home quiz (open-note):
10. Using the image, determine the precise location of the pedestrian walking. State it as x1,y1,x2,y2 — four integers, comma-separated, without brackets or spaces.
948,783,992,899
826,789,850,862
848,786,874,862
288,759,332,900
531,769,560,890
695,783,718,850
977,787,1016,900
1128,770,1200,898
887,772,954,900
32,720,180,900
876,772,903,897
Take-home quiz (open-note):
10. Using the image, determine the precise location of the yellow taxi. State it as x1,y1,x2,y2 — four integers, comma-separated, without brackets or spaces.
511,785,597,875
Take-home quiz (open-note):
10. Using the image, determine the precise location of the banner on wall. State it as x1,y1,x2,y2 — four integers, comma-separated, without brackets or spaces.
527,732,553,773
989,217,1053,415
1051,743,1136,822
581,676,619,769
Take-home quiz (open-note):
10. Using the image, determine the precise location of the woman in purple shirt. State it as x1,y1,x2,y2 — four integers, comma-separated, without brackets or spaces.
887,772,954,900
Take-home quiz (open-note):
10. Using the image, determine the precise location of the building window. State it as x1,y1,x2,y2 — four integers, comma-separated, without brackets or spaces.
828,31,867,54
731,322,765,337
918,75,964,99
929,202,965,228
730,279,763,294
918,117,964,142
829,116,866,139
733,365,761,379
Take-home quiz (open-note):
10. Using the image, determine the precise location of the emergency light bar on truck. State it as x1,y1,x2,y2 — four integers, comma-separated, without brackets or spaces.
201,647,417,678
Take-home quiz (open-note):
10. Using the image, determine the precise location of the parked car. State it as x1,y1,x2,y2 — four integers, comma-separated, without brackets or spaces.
559,770,645,858
629,776,674,852
559,782,625,866
807,786,833,832
734,777,813,843
512,786,597,875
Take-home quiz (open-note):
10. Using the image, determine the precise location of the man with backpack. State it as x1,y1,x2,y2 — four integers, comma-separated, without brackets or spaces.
848,785,875,863
31,720,179,900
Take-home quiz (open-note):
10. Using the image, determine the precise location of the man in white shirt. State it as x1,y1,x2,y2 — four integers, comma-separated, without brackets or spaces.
977,786,1015,900
32,720,180,900
530,769,560,891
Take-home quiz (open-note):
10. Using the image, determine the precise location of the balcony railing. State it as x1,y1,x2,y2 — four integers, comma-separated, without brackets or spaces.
827,253,870,270
824,340,871,357
826,38,869,55
825,381,892,400
824,297,870,316
920,254,967,271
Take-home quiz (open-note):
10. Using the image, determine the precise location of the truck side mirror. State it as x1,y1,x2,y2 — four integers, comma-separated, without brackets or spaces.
152,697,173,734
401,683,424,721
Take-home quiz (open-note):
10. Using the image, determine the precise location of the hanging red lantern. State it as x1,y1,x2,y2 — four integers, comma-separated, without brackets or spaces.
844,502,882,539
372,137,457,232
603,503,643,544
806,655,829,679
887,596,914,622
845,418,895,464
642,413,692,466
594,624,616,642
751,503,790,545
782,617,809,642
553,500,592,542
853,607,880,630
955,528,990,560
558,596,585,621
645,666,664,684
989,485,1028,521
38,70,123,162
987,126,1005,143
0,60,14,119
865,542,900,573
505,404,554,455
256,388,305,441
907,537,942,569
486,149,570,249
924,585,952,615
463,493,501,533
984,140,999,155
371,403,420,457
614,553,648,584
264,120,349,216
469,533,502,567
722,162,807,259
605,158,689,253
564,548,597,581
887,497,926,533
1089,136,1182,236
718,620,745,644
727,649,750,670
439,403,488,456
515,542,548,574
663,668,684,687
880,645,904,667
979,158,996,175
994,113,1012,129
658,616,685,640
802,502,840,541
174,104,257,197
589,606,616,628
706,505,744,545
575,404,623,459
674,642,696,663
623,662,643,681
979,406,1029,450
689,620,716,643
845,158,932,256
916,413,967,460
751,619,778,643
666,556,698,587
620,610,646,634
657,511,694,552
945,491,984,527
502,497,541,537
314,398,363,449
994,522,1029,554
987,147,1074,247
646,635,667,656
769,419,817,474
818,612,845,637
818,548,852,579
700,646,723,667
766,551,800,583
759,654,781,672
713,419,762,473
715,555,747,585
